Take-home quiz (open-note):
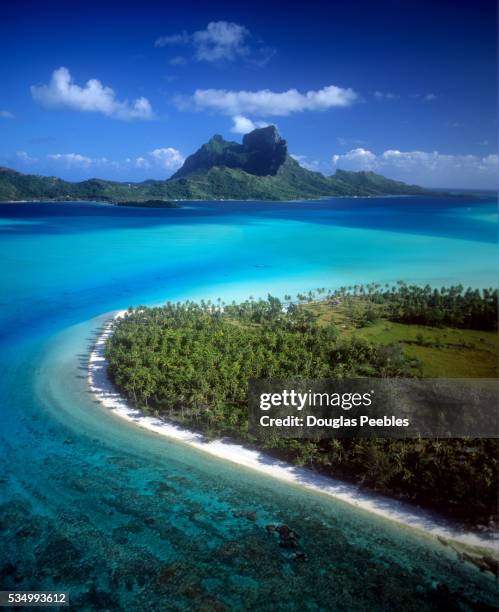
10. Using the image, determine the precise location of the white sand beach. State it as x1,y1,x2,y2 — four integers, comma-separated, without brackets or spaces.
89,312,498,554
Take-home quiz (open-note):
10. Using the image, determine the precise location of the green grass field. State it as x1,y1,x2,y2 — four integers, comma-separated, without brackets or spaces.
305,300,498,378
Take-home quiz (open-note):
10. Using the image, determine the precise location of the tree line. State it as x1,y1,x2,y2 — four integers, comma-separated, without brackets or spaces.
104,285,497,525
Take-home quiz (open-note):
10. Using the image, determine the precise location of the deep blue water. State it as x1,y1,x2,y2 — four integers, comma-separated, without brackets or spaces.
0,197,497,610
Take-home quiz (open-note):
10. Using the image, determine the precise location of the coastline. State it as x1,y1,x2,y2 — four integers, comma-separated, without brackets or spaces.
0,194,453,205
0,197,349,204
0,191,492,206
89,312,498,555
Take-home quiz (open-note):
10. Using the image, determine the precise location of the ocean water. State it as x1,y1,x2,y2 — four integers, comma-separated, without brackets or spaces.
0,197,497,610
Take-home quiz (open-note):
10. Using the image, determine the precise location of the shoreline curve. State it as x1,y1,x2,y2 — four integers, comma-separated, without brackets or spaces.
88,311,498,554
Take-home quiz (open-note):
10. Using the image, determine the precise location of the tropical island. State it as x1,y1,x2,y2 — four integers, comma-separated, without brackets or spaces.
103,283,498,530
0,126,433,204
116,199,181,208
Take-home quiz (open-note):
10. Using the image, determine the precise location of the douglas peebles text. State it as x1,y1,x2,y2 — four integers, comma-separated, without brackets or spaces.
248,378,498,439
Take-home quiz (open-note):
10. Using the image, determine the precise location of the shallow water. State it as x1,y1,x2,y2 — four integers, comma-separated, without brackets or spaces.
0,198,497,610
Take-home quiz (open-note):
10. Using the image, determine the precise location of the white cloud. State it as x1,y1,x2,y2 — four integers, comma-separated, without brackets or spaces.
230,115,269,134
134,156,150,169
178,84,357,117
332,148,377,169
155,21,273,65
336,136,367,147
47,153,93,168
9,145,185,180
192,21,250,62
155,32,190,47
332,147,499,188
374,91,399,100
31,67,155,120
477,153,499,168
16,151,38,164
409,92,438,102
44,147,184,173
374,91,438,102
0,110,14,119
47,153,113,168
290,154,322,172
149,147,185,170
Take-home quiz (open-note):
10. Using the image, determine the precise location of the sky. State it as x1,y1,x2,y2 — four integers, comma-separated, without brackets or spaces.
0,0,497,188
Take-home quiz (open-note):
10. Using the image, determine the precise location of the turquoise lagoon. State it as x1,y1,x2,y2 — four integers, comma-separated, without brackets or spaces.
0,197,497,610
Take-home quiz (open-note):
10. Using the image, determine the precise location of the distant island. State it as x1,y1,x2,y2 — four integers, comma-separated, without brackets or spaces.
116,199,181,208
0,126,431,204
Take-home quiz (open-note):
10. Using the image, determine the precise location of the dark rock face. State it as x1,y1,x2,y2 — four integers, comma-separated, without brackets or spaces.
171,126,288,179
242,126,288,176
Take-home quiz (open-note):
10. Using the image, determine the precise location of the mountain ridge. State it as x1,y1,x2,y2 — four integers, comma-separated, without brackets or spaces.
171,126,288,179
0,126,430,204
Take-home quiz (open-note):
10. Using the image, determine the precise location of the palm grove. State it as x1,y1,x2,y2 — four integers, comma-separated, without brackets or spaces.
105,284,498,525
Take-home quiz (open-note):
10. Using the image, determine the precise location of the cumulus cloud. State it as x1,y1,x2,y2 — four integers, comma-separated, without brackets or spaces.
178,84,357,117
0,110,14,119
31,67,155,120
46,153,117,168
230,115,269,134
149,147,185,170
332,148,377,169
45,147,184,174
332,147,499,188
134,156,150,169
155,21,274,66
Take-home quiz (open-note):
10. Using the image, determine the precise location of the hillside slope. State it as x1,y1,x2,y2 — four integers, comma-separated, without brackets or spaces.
0,126,429,203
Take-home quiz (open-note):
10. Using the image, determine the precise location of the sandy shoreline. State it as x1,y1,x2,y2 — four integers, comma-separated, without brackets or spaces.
88,312,498,553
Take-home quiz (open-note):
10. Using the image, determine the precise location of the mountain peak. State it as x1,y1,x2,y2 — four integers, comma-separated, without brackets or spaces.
242,125,280,147
0,127,430,203
171,125,287,180
241,126,287,176
206,134,226,146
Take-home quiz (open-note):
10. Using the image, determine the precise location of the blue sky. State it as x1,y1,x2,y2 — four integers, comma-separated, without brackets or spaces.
0,0,497,188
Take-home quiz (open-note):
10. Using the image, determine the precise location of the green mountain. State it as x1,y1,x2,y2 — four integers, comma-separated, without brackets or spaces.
0,126,429,204
171,126,288,179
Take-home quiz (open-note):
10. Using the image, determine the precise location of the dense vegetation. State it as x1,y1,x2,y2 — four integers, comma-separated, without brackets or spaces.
116,199,181,208
171,127,288,179
330,282,498,330
105,284,498,525
0,127,430,203
0,163,428,203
